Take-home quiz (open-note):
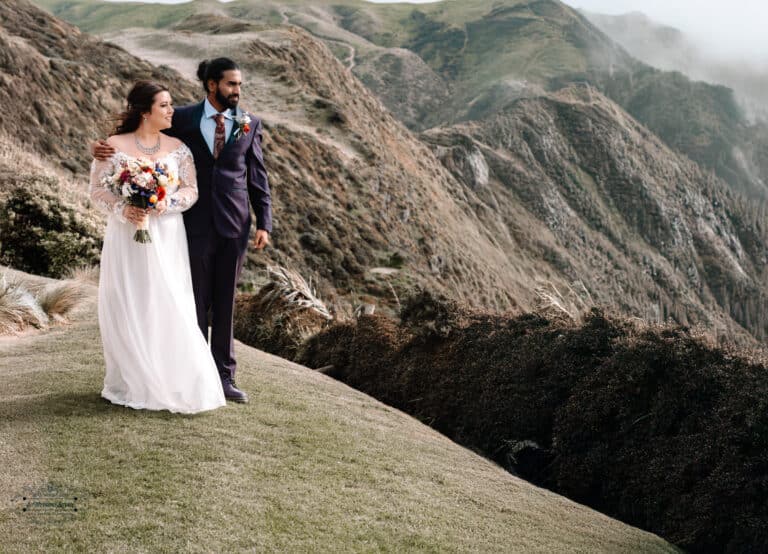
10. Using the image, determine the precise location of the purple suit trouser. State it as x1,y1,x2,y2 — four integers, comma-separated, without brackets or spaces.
188,231,249,382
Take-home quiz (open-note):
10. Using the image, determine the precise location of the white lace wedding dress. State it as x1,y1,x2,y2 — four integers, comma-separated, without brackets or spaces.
89,144,226,414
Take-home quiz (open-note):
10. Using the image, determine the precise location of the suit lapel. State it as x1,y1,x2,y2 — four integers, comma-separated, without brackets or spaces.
225,106,242,147
191,101,214,159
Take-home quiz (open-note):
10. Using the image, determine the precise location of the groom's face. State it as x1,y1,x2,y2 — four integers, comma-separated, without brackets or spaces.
209,69,242,110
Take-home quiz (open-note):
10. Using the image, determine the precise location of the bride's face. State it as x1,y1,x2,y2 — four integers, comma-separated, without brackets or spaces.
143,91,174,131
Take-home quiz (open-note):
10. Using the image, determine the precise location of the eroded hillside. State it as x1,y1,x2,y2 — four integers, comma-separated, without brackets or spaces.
425,84,768,341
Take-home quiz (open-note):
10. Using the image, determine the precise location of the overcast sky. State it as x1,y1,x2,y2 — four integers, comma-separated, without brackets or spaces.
105,0,767,64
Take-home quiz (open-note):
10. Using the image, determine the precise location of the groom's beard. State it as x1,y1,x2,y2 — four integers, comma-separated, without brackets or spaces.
216,89,239,110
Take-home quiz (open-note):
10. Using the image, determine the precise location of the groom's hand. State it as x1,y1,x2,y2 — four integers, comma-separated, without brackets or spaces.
91,139,116,161
252,230,269,250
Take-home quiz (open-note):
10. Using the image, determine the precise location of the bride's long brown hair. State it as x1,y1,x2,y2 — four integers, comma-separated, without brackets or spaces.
114,81,169,135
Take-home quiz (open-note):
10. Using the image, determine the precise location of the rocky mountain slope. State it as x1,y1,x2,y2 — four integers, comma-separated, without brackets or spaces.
37,0,768,198
0,1,197,174
423,83,768,341
17,0,768,343
4,0,556,312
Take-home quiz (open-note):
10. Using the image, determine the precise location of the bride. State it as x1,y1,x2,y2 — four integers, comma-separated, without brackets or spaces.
89,81,226,414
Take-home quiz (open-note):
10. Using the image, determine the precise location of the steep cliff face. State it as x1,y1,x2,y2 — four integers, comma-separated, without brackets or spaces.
227,26,550,311
424,84,768,341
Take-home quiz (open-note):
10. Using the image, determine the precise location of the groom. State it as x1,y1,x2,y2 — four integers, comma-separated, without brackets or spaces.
95,58,272,403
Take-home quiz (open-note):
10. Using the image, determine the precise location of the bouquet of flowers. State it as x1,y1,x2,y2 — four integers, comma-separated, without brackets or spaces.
102,158,176,243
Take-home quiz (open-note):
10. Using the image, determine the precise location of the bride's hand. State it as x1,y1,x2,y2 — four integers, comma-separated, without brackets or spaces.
123,205,148,225
154,199,168,215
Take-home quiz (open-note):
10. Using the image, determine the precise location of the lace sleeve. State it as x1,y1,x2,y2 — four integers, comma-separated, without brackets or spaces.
89,156,127,223
165,144,198,214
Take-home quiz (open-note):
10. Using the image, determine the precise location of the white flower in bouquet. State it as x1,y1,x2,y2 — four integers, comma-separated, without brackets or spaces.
135,172,152,187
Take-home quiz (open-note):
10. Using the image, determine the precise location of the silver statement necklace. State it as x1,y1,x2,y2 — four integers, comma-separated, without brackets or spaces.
135,134,161,155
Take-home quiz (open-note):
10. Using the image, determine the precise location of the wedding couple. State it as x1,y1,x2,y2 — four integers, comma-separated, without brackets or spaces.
89,57,272,414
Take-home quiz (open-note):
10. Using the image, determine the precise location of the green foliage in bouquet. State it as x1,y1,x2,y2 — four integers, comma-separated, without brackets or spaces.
0,174,102,278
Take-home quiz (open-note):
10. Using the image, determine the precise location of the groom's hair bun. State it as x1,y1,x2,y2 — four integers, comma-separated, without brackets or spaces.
198,57,240,93
196,60,210,83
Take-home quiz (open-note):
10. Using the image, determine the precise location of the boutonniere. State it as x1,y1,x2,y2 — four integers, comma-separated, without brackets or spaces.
233,114,252,141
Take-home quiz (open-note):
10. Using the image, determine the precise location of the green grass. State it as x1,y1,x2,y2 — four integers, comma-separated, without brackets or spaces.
33,0,201,31
0,283,676,552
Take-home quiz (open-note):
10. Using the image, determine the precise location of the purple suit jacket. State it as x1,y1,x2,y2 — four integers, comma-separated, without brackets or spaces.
166,101,272,239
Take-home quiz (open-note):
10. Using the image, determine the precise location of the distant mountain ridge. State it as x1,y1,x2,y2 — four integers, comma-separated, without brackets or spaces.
583,10,768,122
36,0,768,201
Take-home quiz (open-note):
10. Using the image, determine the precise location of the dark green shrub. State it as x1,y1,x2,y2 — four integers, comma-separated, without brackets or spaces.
299,291,768,552
0,174,102,277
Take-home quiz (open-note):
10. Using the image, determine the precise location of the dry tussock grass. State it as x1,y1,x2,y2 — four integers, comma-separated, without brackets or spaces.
0,135,52,177
534,280,594,323
35,281,88,323
234,265,333,359
0,273,48,334
64,264,100,286
0,268,87,334
260,265,332,320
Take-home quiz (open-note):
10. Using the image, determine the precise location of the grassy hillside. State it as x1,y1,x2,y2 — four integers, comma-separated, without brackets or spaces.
32,0,202,31
0,279,675,552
